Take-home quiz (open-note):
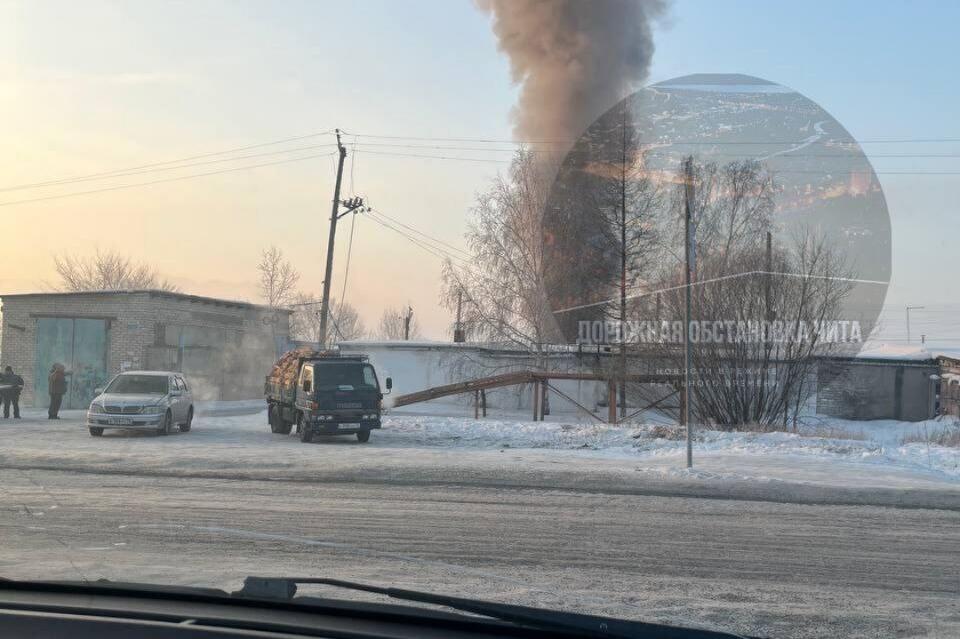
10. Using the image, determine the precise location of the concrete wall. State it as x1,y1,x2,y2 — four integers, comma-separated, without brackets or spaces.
339,341,602,414
337,341,676,417
816,358,938,421
339,342,938,423
0,291,289,405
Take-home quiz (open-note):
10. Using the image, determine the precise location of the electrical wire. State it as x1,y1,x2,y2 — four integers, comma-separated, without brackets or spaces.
346,130,960,145
0,142,337,193
364,212,468,263
0,151,337,208
366,207,470,257
0,130,335,193
360,149,960,174
338,211,358,307
356,149,509,164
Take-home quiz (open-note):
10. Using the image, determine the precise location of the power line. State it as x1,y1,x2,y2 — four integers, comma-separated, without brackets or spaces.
9,130,960,196
351,145,960,174
346,130,960,145
339,210,358,307
365,212,468,263
367,207,470,257
0,152,337,208
0,142,337,193
353,142,960,160
1,130,335,193
350,140,960,159
365,212,456,261
356,149,509,164
346,131,566,145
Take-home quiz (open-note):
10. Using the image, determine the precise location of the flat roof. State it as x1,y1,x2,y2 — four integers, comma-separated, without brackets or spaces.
0,289,291,313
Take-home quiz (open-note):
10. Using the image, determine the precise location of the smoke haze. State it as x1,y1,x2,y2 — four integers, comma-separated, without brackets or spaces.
477,0,669,144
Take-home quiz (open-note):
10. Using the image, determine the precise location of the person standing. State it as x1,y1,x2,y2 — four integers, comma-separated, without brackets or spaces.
2,366,23,419
48,363,67,420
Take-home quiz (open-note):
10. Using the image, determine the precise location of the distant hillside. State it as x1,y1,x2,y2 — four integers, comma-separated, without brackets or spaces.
653,73,776,86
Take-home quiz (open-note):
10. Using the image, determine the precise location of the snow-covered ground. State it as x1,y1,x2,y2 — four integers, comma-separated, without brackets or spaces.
2,402,959,495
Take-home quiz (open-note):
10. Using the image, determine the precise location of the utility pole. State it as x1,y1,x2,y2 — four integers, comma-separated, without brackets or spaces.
619,106,628,419
905,305,924,344
682,156,695,469
318,129,364,347
319,130,347,348
454,290,465,342
403,306,414,341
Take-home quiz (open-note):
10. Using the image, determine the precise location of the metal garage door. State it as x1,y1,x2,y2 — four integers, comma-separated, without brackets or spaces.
34,318,109,409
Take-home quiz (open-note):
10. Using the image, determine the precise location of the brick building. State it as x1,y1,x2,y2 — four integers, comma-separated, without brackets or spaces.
815,355,940,421
936,354,960,418
0,290,290,408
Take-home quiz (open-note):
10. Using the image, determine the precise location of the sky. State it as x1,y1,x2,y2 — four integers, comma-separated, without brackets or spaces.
2,0,958,340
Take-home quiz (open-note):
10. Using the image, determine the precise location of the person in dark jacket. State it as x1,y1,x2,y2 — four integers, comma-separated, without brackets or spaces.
2,366,24,419
48,363,67,419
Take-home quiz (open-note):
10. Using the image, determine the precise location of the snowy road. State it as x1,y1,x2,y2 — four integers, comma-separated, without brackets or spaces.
2,407,959,508
1,408,959,637
2,466,959,638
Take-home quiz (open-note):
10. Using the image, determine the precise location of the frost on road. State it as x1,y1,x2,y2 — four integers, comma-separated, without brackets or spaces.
2,405,959,638
2,405,959,495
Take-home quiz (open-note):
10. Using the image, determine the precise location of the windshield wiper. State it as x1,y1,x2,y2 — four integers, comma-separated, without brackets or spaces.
234,576,756,639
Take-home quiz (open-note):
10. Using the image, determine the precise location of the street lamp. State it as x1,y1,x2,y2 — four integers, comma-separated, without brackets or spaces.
905,305,925,344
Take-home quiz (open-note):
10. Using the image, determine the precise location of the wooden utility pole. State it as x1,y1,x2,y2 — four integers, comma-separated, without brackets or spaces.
403,306,414,341
318,130,347,348
619,106,629,419
682,156,695,469
454,290,465,342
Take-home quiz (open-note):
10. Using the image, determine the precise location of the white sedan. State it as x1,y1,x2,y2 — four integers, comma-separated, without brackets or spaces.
86,371,194,437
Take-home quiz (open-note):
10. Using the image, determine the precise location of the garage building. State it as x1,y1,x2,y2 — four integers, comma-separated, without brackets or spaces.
0,290,290,408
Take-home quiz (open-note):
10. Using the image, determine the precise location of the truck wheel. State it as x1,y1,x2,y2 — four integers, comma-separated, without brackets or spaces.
356,430,371,443
298,414,312,443
271,407,293,435
89,427,104,437
269,405,282,433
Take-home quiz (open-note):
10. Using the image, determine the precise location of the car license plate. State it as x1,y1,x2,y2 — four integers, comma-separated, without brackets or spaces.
108,416,133,426
338,423,360,430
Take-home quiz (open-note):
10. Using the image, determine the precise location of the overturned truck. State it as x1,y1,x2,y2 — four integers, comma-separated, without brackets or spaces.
265,349,392,443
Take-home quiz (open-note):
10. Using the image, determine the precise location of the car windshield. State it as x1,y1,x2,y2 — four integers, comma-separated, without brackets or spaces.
2,3,959,639
106,375,169,395
313,363,376,389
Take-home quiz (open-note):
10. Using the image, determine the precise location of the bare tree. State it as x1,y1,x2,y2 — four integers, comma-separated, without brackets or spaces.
638,159,854,429
441,148,562,364
54,250,179,292
330,301,366,343
377,306,421,341
258,246,299,308
544,103,665,413
290,293,366,343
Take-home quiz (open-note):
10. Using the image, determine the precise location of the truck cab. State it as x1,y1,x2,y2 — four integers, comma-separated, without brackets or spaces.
292,356,390,443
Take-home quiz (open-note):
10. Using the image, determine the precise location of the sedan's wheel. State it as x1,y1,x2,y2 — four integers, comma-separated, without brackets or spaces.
89,427,104,437
356,430,371,443
298,414,312,443
157,411,172,436
179,408,193,432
